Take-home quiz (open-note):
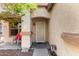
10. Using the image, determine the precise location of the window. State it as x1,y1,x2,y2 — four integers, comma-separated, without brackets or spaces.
10,28,18,36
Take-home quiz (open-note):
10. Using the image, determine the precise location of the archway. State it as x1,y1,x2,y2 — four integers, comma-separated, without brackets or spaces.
31,17,50,49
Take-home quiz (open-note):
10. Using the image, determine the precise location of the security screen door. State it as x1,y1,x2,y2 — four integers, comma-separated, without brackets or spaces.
36,21,46,42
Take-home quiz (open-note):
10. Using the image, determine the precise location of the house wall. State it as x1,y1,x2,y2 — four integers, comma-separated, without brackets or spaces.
0,20,10,43
49,3,79,56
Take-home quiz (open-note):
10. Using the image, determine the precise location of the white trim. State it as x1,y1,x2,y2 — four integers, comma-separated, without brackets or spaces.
36,21,46,42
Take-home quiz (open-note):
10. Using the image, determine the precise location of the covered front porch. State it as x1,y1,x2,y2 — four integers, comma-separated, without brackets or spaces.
0,4,56,56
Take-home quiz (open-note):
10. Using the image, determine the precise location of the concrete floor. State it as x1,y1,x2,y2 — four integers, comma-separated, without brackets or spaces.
33,48,49,56
0,42,50,56
0,43,21,50
0,42,33,56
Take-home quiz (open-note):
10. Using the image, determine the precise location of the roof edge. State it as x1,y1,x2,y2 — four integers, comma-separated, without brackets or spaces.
47,3,55,11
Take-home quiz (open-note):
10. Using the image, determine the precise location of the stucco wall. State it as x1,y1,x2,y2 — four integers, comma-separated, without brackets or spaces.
0,20,10,43
49,3,79,56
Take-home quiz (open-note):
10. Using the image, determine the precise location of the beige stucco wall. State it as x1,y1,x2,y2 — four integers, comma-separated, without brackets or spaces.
0,20,10,43
49,3,79,56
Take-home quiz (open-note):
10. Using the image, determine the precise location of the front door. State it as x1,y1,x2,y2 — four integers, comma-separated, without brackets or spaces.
36,21,46,42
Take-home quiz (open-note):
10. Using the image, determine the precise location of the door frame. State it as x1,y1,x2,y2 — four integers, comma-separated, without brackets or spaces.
36,21,46,42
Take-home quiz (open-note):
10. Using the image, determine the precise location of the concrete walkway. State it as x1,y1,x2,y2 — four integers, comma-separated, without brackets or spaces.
0,42,50,56
33,48,49,56
32,42,50,56
0,43,21,50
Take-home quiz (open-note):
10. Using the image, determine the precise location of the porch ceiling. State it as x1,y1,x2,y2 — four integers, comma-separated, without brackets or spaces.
32,7,50,19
